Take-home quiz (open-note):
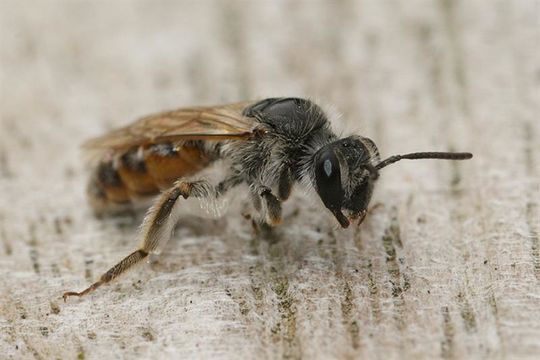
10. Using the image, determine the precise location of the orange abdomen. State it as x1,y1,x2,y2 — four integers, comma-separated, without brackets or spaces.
88,142,212,214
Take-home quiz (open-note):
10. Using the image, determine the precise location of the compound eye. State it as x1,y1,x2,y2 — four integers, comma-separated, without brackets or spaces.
315,148,344,212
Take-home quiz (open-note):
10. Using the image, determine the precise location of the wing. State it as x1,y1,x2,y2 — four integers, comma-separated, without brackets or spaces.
83,101,258,151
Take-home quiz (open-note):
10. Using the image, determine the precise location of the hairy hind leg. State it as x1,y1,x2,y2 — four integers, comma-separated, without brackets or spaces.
63,178,234,301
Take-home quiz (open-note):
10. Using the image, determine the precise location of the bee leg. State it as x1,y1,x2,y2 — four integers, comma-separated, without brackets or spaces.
62,179,216,301
277,165,293,201
259,187,282,226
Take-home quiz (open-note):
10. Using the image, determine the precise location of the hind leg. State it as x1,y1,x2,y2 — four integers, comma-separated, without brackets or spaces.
63,177,238,300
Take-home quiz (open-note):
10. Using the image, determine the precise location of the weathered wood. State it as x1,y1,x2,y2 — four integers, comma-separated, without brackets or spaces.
0,1,539,359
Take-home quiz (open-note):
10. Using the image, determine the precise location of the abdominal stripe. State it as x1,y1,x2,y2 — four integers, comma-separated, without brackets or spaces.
87,142,211,212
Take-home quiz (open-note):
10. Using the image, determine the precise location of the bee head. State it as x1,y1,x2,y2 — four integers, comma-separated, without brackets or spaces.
314,135,473,228
314,136,380,228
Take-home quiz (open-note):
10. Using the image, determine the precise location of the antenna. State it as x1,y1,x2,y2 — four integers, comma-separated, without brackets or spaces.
375,152,473,170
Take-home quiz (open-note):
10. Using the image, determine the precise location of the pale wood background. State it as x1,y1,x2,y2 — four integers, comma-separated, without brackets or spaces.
1,1,539,359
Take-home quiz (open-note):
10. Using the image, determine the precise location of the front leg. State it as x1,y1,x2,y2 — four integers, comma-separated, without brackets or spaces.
277,164,294,201
62,178,234,300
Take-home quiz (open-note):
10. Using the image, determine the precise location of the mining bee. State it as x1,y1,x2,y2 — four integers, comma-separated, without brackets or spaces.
63,97,472,300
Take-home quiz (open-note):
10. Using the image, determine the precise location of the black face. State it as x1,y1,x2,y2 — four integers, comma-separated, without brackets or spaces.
314,137,379,228
344,179,373,214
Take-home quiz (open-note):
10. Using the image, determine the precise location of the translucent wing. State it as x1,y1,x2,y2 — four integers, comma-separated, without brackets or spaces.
83,101,258,151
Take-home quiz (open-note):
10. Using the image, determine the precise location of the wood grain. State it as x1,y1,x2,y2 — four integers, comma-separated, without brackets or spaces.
0,1,539,359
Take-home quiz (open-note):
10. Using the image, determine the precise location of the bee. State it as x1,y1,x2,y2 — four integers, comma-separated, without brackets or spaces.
63,97,472,300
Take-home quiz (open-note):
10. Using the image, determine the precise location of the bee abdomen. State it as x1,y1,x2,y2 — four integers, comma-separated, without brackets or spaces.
87,161,131,215
87,142,212,215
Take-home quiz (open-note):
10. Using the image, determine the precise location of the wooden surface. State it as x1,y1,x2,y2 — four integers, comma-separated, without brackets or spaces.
1,1,539,359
